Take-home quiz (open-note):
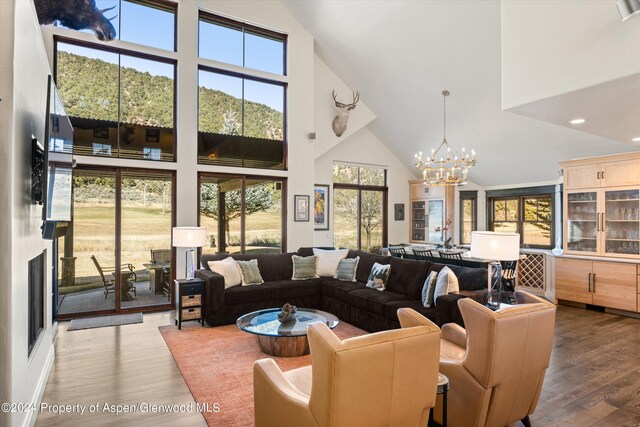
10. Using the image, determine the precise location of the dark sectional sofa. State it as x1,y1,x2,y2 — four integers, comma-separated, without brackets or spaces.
196,248,488,332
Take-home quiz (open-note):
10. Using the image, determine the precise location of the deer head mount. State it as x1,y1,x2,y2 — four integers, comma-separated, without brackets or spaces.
331,90,360,137
35,0,117,42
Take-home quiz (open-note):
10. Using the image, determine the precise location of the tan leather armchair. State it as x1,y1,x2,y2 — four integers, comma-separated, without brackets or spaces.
439,290,556,427
254,308,441,427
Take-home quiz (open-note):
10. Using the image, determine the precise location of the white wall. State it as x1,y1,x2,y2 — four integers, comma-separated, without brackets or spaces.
502,0,640,109
314,127,416,247
1,1,57,426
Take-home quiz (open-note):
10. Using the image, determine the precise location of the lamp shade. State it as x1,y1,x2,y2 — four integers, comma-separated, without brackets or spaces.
172,227,207,248
470,231,520,261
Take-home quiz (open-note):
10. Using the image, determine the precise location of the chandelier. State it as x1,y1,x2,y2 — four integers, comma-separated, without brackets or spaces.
414,90,476,186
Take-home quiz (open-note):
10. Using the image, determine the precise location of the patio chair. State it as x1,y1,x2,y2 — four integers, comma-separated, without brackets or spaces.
150,249,171,264
91,255,137,299
161,267,171,301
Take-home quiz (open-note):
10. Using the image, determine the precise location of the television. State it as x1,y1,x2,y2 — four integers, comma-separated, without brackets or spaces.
41,75,74,239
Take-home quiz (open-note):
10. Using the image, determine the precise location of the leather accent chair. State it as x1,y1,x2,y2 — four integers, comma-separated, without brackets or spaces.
438,290,556,427
254,308,441,427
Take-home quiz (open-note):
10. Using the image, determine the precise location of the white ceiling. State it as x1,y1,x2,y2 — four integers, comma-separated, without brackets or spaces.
283,0,637,187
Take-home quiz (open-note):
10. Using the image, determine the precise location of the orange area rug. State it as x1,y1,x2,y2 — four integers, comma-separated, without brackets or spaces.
159,321,367,426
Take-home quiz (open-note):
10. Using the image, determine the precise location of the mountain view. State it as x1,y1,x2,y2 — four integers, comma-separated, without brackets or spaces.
56,51,284,139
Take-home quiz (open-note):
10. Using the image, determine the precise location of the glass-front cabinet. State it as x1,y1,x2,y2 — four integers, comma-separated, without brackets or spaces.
566,191,598,254
565,188,640,258
604,189,640,256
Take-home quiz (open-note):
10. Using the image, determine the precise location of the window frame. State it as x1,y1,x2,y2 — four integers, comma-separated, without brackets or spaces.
197,172,288,255
196,65,288,170
459,190,477,246
53,36,178,162
332,164,388,251
487,186,555,249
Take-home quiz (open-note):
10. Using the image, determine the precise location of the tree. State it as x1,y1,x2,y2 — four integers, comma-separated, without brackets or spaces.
200,182,277,249
332,165,385,252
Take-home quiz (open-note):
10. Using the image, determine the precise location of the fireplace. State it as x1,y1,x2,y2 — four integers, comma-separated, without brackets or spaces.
28,251,45,355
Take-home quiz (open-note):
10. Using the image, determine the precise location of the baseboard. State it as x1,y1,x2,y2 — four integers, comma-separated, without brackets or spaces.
605,308,640,319
556,300,586,309
22,343,54,427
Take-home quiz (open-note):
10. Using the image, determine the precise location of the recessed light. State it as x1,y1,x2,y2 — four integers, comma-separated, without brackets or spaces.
569,118,586,125
632,137,640,142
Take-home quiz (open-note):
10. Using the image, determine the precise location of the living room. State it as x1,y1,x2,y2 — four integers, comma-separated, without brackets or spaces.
2,0,640,426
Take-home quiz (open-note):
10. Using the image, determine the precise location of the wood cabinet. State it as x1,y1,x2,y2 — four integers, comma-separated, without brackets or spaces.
174,278,204,329
555,258,638,312
562,156,640,191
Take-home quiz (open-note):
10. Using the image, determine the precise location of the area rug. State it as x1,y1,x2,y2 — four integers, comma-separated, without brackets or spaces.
159,321,367,427
67,313,143,331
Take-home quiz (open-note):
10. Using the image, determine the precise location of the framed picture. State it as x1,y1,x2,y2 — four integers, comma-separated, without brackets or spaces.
294,195,310,222
394,203,405,221
314,184,330,230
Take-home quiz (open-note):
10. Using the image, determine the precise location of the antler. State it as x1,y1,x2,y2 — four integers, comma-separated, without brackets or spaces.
332,89,360,109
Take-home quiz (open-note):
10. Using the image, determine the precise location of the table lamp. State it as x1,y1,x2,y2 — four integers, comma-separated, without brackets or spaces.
470,231,520,307
172,227,207,280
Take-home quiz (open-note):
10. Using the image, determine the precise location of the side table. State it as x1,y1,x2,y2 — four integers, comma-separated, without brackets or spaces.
174,278,205,330
428,373,449,427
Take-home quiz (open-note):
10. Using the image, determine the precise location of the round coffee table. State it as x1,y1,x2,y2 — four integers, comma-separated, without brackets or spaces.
236,308,339,357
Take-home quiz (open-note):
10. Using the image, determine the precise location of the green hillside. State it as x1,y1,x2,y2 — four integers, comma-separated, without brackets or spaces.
56,51,284,139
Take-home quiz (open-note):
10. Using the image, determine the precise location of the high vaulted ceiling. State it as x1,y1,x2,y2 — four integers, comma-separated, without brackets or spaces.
283,0,637,187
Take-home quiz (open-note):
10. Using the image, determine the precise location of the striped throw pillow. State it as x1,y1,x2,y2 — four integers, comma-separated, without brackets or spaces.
292,255,319,280
334,257,360,282
236,260,264,286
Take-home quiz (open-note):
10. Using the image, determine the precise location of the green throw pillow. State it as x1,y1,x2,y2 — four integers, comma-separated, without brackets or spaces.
334,257,360,282
292,255,319,280
236,259,264,286
421,271,438,308
366,262,391,291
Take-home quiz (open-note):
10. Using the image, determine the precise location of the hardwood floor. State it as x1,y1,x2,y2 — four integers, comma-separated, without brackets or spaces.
36,312,206,426
36,305,640,426
531,305,640,426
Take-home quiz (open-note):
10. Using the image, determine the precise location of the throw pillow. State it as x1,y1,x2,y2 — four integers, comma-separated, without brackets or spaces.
292,255,319,280
236,259,264,286
433,266,459,306
207,257,242,289
421,271,438,308
313,248,349,277
334,257,360,282
366,262,391,291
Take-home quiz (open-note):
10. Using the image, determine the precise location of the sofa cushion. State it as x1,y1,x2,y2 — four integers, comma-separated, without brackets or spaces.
261,280,321,299
292,255,319,280
207,257,241,289
313,248,349,277
237,259,264,285
334,257,359,282
428,263,487,292
348,288,409,316
224,284,271,305
201,253,297,282
319,279,367,303
387,257,431,299
384,300,437,323
349,250,392,283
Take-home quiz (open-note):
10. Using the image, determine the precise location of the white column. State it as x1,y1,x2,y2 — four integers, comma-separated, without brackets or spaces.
174,1,199,278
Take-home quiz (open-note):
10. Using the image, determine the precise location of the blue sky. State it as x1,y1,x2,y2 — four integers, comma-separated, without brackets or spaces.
66,0,284,111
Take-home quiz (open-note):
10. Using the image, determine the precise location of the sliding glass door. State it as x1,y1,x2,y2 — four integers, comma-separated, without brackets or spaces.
199,173,286,254
56,167,174,318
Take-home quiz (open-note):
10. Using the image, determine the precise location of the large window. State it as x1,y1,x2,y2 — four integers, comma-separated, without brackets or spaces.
488,187,554,249
197,12,287,170
197,68,285,169
459,191,477,245
333,164,387,253
55,41,176,161
199,173,286,254
76,0,176,51
199,12,286,75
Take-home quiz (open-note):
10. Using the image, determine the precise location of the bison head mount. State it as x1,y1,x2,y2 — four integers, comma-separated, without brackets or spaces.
35,0,117,42
331,90,360,137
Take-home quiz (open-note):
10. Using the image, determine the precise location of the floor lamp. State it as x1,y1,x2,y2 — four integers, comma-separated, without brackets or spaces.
172,227,207,281
470,231,520,307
